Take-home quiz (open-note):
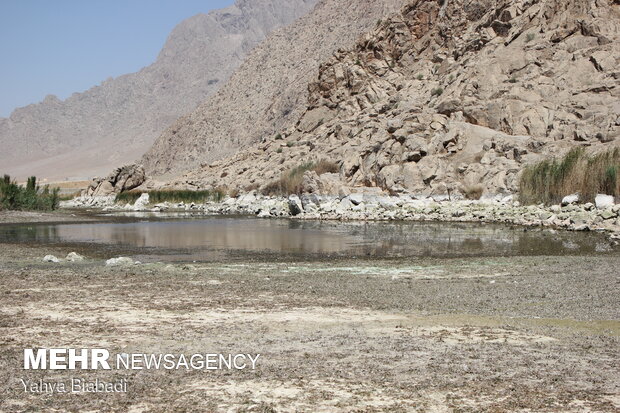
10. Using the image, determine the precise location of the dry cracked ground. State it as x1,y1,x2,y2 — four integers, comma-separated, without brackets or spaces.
0,231,619,412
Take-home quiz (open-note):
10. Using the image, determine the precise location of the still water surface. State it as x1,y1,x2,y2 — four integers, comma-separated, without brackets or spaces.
0,214,616,261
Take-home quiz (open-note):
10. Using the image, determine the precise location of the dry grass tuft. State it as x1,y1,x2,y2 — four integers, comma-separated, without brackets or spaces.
244,183,260,192
461,184,484,200
261,160,340,196
519,147,619,205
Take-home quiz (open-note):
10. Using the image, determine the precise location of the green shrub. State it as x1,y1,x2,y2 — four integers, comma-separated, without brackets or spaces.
519,147,620,205
276,148,283,154
525,33,536,43
0,175,59,211
431,87,444,97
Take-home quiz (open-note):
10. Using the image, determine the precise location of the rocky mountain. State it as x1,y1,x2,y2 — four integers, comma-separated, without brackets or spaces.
168,0,620,198
142,0,406,176
0,0,317,181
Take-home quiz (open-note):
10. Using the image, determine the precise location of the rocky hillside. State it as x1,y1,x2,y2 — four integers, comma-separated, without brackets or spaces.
0,0,317,181
142,0,406,176
168,0,619,198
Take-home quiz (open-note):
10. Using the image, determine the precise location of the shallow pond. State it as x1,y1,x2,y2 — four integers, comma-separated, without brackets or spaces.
0,213,617,262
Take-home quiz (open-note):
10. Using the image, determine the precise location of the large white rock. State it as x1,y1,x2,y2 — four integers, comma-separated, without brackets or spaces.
66,252,85,262
43,255,60,263
378,197,398,210
238,193,257,205
348,193,364,206
595,194,615,209
133,193,150,211
339,197,354,210
561,194,579,206
105,257,136,266
257,209,272,218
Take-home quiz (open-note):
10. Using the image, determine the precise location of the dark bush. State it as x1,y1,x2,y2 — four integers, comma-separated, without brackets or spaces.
0,175,59,211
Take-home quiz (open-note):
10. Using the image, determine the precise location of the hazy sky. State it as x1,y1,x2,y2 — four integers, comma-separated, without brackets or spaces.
0,0,234,117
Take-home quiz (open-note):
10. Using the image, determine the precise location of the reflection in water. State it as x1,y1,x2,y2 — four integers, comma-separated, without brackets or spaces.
0,216,615,261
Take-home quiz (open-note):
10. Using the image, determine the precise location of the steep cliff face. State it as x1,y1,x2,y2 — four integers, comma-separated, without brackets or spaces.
171,0,620,197
142,0,406,176
0,0,317,181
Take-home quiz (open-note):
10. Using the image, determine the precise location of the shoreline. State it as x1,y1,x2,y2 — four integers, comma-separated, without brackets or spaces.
61,192,620,243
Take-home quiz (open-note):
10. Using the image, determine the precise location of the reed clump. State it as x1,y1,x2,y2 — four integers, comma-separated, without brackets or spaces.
519,147,619,205
0,175,60,211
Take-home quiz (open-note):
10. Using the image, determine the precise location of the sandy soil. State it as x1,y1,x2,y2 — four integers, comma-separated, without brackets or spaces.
0,219,618,411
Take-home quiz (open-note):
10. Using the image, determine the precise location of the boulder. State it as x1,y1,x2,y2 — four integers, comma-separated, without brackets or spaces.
539,211,553,221
600,209,616,220
238,192,258,205
133,193,150,210
301,194,321,210
84,164,146,197
93,181,114,197
378,197,398,210
348,193,364,205
436,99,462,116
301,171,322,194
66,252,85,262
105,257,136,266
561,194,579,206
43,255,60,263
386,119,403,133
595,194,615,209
338,185,352,199
257,209,272,218
338,197,354,210
297,106,333,133
288,195,303,216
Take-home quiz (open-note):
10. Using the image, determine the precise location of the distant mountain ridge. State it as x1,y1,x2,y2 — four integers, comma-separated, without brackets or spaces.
0,0,317,181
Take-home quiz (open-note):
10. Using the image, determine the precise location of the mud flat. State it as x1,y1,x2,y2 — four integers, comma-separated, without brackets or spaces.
0,214,619,412
0,210,99,224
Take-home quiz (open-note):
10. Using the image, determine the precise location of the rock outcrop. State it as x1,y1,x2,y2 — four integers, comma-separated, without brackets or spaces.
83,164,146,197
0,0,318,181
142,0,407,176
166,0,620,198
